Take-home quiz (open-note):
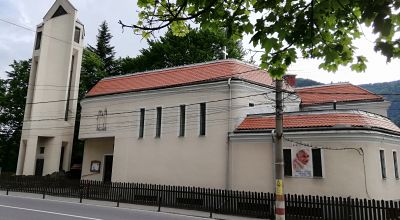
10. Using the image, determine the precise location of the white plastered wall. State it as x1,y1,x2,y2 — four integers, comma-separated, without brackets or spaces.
79,81,281,188
230,130,400,200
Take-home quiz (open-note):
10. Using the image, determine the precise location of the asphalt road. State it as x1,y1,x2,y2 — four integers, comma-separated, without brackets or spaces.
0,194,207,220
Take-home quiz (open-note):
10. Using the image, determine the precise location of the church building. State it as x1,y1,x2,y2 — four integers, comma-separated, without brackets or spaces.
15,0,400,201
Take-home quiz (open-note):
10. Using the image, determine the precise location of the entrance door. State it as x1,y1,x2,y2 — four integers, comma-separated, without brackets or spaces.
35,159,44,176
103,155,113,182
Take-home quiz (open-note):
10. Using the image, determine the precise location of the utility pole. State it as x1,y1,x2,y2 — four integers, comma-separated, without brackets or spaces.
275,79,285,220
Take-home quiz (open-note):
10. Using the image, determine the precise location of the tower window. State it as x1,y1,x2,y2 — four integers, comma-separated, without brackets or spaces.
35,32,42,50
51,6,68,18
74,27,81,43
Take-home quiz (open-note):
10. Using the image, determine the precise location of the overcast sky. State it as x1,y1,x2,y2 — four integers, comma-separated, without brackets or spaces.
0,0,399,85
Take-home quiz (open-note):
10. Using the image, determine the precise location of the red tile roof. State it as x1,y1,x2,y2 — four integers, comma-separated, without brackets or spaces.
236,111,400,133
296,83,383,106
86,59,287,97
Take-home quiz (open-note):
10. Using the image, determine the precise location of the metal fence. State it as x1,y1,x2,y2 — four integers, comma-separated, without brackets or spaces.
0,176,399,219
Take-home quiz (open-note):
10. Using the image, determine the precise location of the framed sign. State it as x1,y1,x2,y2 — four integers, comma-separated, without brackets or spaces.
90,160,101,173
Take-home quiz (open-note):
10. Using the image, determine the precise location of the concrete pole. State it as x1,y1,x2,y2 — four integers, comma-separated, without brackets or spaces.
275,79,285,219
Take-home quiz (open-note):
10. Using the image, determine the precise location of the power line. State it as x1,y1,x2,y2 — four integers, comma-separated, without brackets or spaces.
0,18,84,49
23,91,276,122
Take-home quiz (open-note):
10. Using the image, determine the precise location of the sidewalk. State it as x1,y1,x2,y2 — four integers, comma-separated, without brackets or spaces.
0,190,262,220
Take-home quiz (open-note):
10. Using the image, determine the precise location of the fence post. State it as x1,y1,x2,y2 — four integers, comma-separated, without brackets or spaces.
79,187,83,203
42,186,46,199
117,193,121,207
86,182,90,199
158,195,162,212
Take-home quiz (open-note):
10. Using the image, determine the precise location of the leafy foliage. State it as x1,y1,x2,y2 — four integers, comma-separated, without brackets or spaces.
0,60,30,171
128,0,400,77
115,28,246,74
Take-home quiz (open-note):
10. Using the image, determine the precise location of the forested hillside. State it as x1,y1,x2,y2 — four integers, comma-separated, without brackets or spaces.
296,78,323,87
360,81,400,127
295,78,400,127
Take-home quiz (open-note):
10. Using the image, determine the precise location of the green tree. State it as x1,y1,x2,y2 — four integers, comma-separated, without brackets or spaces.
0,60,30,172
88,21,115,74
115,28,246,74
121,0,400,77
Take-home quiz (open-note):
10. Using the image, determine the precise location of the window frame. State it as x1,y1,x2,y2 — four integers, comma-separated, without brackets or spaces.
179,105,186,137
155,107,162,138
74,26,81,43
380,149,387,179
35,31,42,50
393,150,399,179
199,103,206,136
139,108,145,138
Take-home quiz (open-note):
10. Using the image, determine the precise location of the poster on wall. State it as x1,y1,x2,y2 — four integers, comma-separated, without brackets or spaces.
292,147,313,177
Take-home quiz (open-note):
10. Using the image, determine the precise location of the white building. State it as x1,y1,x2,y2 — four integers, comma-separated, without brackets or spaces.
78,59,400,200
16,0,84,176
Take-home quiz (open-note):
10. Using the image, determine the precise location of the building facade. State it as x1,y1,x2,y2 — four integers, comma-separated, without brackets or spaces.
16,0,84,176
78,59,400,200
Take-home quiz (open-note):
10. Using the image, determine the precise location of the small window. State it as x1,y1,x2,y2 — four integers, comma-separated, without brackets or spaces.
312,148,323,177
283,149,292,176
35,32,42,50
380,150,386,179
249,103,255,107
200,103,206,136
393,151,399,179
39,147,45,154
139,108,145,138
155,107,162,138
74,27,81,43
179,105,186,137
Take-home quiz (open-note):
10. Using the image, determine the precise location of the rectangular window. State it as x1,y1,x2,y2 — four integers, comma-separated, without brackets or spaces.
179,105,186,137
312,148,323,177
283,149,292,176
380,150,387,179
39,147,45,154
35,32,42,50
139,108,145,138
74,27,81,43
200,103,206,136
65,55,74,121
394,151,399,179
156,107,162,138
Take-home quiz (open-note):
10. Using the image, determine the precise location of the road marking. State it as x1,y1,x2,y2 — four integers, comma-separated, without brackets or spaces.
0,193,209,219
0,204,104,220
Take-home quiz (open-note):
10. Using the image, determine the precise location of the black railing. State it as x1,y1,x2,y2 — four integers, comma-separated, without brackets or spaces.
0,176,399,219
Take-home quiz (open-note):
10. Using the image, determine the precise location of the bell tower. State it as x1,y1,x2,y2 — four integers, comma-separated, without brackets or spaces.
16,0,84,176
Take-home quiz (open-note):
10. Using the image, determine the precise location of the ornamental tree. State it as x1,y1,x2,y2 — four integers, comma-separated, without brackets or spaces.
120,0,399,77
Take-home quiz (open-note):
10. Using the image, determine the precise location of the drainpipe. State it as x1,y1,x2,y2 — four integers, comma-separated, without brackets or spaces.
226,78,232,190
